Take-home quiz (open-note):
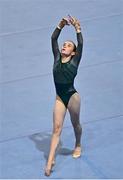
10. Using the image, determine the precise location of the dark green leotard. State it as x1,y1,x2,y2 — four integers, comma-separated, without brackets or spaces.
51,27,83,107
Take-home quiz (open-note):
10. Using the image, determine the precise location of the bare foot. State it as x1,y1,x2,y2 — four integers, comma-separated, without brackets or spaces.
44,160,55,176
44,164,52,176
72,146,82,158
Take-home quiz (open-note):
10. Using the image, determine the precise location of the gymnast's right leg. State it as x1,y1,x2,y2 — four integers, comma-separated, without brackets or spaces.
67,92,82,158
45,95,67,176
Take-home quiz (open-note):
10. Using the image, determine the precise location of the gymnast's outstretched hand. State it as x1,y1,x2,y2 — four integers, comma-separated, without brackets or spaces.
68,15,81,33
57,17,70,29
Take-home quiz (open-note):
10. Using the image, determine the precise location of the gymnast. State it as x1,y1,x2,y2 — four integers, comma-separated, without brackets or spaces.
45,15,83,176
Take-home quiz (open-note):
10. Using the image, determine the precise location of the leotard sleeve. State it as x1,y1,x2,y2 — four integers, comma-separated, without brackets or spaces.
51,27,61,62
72,32,83,67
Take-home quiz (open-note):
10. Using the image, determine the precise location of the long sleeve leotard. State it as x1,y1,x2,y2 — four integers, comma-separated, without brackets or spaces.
51,27,83,107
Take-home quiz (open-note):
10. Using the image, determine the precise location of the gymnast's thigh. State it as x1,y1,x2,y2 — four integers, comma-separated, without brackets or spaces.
52,95,67,130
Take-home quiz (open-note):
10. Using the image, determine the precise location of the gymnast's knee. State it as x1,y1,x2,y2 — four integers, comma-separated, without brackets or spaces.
77,124,82,132
73,122,82,133
53,125,62,136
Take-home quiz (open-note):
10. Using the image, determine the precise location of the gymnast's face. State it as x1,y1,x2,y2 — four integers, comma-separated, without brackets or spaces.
61,41,76,56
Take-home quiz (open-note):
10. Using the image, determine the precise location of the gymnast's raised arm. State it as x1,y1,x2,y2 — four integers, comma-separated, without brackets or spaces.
51,18,69,61
70,16,83,67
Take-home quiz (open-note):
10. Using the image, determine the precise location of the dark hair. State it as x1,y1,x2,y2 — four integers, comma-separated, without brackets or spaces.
73,42,77,52
68,40,76,52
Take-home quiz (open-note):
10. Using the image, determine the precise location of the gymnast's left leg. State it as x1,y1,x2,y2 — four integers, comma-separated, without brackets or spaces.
67,92,82,158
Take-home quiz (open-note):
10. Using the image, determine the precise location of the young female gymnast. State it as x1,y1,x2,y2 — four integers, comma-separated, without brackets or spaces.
45,15,83,176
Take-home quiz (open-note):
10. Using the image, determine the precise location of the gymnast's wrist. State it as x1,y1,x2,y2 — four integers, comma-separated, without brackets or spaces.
57,25,62,30
57,22,64,29
76,29,81,33
75,26,81,33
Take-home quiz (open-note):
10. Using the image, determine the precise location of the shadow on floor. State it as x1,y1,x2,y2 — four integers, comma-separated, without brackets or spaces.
29,132,73,162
